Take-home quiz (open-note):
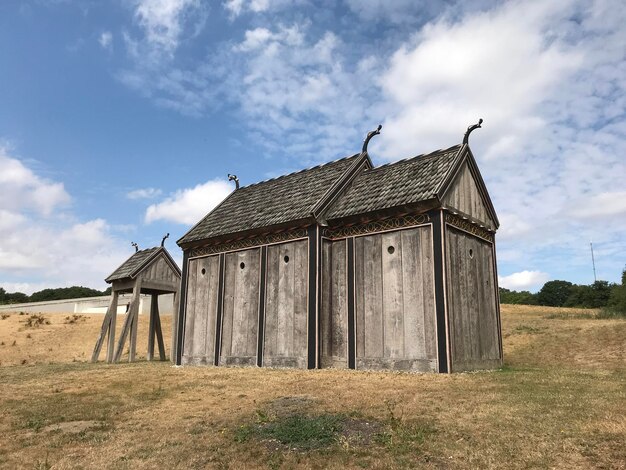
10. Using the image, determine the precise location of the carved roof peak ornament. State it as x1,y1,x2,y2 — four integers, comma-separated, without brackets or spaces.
362,124,382,154
463,118,483,145
161,233,170,247
228,173,240,190
131,241,139,253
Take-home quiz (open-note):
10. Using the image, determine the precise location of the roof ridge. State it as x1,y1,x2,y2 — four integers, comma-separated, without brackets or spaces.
367,144,461,173
240,153,360,189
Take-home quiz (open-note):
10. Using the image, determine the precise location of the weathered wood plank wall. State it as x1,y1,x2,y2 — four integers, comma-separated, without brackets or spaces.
139,256,179,283
263,240,308,368
353,226,437,372
220,248,260,366
182,256,220,365
320,239,348,368
443,162,496,230
445,226,501,371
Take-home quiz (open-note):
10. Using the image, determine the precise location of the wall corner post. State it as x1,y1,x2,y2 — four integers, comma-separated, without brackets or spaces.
175,250,190,365
307,225,320,369
430,210,450,373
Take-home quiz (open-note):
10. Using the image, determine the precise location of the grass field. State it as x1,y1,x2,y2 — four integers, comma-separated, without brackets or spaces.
0,305,624,469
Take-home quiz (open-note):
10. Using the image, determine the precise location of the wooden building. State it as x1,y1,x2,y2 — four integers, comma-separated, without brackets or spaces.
175,125,502,372
92,244,181,363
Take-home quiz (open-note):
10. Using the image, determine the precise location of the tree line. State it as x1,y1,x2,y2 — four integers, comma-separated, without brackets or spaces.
0,286,112,305
500,268,626,314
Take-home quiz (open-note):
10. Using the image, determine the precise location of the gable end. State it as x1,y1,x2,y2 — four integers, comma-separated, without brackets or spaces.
437,146,499,230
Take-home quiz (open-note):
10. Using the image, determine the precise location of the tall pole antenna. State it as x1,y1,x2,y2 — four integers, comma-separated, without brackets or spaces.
590,240,597,283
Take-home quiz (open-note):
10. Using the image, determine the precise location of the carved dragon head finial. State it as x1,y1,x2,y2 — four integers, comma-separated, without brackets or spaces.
161,233,169,247
463,118,483,145
362,124,382,154
228,174,240,190
131,241,139,253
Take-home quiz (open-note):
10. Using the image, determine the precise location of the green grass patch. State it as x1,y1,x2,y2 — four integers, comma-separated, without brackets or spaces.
236,414,343,450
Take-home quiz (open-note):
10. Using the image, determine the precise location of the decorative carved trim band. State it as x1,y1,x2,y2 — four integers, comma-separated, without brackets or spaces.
445,213,494,242
321,214,430,239
190,228,308,257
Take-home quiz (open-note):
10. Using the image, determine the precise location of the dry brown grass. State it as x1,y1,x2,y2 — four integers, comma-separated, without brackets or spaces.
0,305,624,469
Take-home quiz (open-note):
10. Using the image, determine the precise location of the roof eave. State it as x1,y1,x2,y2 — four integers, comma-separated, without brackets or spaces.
178,216,316,251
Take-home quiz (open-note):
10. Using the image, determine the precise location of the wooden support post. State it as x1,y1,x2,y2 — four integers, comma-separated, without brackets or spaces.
91,291,119,363
106,292,119,363
128,281,143,362
171,289,179,362
154,300,166,361
147,294,157,361
113,279,142,363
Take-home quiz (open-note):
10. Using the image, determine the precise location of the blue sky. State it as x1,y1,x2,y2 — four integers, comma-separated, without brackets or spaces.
0,0,624,294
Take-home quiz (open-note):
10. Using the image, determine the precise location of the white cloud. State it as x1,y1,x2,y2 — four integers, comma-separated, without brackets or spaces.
0,145,70,216
133,0,202,55
126,187,163,200
224,0,302,18
499,271,549,291
99,31,113,50
571,192,626,219
145,179,232,224
113,0,626,283
0,147,128,294
378,1,582,158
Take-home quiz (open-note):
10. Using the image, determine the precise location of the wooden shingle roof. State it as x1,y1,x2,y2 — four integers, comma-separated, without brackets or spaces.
105,247,180,283
178,144,476,247
324,145,461,220
178,153,362,245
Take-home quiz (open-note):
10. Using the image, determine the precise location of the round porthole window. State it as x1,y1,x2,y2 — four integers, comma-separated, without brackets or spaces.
201,268,206,275
284,255,290,263
240,262,245,269
469,249,474,259
387,246,395,254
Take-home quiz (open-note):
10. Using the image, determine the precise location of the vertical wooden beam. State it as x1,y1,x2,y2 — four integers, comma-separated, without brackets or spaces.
491,238,504,364
347,237,356,369
430,210,450,373
114,279,142,363
214,253,226,366
106,292,119,363
307,225,319,369
154,297,166,361
175,251,190,365
171,289,179,362
128,279,143,362
147,294,157,361
256,246,268,367
91,290,119,363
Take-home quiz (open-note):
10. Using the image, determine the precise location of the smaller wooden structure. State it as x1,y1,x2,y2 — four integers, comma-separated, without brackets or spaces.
92,245,181,363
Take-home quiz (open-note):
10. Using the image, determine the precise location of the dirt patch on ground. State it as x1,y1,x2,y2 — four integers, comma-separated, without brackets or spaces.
41,420,104,433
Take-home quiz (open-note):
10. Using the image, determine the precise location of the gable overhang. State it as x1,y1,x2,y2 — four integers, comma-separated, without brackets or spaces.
311,152,373,223
105,247,182,284
435,144,500,229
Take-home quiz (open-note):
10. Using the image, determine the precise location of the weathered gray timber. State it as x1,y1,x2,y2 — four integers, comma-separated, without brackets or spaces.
320,239,348,368
182,256,219,365
263,240,308,368
92,246,181,364
442,161,496,230
176,127,502,373
220,248,261,366
445,226,501,371
353,226,437,371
